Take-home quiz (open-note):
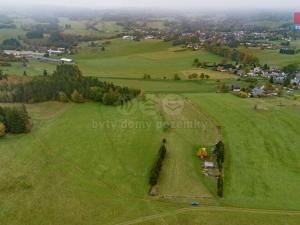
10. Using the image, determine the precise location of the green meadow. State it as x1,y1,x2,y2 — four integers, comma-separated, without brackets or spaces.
1,61,56,76
0,28,25,42
69,39,224,78
98,78,222,93
1,97,300,225
188,93,300,210
2,39,228,78
59,17,123,38
0,101,166,225
1,24,300,225
239,47,300,67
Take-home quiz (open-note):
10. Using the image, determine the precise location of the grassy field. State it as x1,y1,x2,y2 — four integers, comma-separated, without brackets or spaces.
188,93,300,210
69,39,223,78
0,101,166,224
59,17,123,38
156,94,220,200
2,39,227,78
1,20,300,224
1,61,56,76
239,47,300,67
0,28,25,42
99,78,225,93
0,100,300,225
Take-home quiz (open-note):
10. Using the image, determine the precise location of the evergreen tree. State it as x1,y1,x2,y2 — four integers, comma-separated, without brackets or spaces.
4,105,30,134
57,91,68,102
217,176,223,197
216,141,225,170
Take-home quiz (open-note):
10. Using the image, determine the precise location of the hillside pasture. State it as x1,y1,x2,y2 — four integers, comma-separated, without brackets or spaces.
99,78,223,93
70,39,223,78
238,47,300,67
0,99,300,225
59,17,123,38
1,60,56,76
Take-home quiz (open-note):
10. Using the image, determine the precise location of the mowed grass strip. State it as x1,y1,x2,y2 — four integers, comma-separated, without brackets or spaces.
156,95,220,200
187,93,300,210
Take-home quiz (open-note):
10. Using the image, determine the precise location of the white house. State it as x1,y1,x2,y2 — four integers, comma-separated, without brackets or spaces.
122,35,135,40
291,74,300,85
60,58,73,64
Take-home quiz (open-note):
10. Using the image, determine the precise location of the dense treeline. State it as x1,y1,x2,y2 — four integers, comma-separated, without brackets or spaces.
0,65,141,105
1,38,21,50
205,44,259,65
0,105,30,136
149,142,167,187
279,48,297,55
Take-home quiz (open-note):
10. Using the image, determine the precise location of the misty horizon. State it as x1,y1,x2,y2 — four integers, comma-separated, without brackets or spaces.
1,0,300,11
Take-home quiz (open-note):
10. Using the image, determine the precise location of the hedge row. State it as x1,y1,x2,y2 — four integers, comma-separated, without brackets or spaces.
149,144,167,187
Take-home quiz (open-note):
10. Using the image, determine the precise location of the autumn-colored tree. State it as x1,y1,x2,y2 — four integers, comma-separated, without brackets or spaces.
138,90,146,101
71,90,84,103
0,122,6,137
197,148,208,159
58,91,68,102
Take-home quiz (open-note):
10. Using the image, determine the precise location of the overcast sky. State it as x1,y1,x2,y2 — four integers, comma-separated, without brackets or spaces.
1,0,300,10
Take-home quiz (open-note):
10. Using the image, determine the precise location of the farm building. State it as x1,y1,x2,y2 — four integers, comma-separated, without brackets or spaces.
37,57,74,64
231,84,241,92
122,35,135,40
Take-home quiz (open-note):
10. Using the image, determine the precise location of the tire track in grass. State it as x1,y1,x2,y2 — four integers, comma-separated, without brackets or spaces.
114,206,300,225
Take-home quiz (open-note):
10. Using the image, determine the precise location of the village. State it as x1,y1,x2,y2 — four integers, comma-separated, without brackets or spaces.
3,48,74,65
